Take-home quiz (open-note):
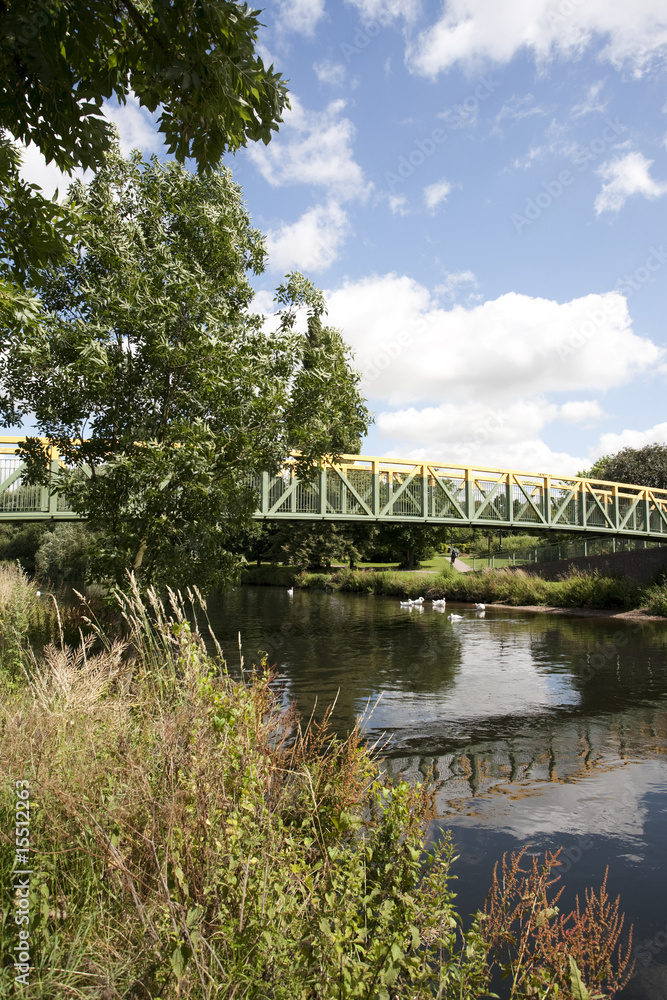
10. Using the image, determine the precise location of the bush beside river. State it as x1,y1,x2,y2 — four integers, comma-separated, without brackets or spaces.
243,563,667,615
0,565,635,998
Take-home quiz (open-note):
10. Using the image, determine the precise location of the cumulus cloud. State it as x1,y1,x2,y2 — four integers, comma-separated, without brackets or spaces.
266,201,350,273
323,272,664,473
325,273,662,407
247,96,371,203
374,399,605,472
407,0,667,78
594,420,667,455
276,0,326,36
423,177,452,212
559,400,605,424
595,151,667,214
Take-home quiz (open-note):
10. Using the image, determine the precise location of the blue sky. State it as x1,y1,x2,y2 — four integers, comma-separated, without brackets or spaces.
21,0,667,475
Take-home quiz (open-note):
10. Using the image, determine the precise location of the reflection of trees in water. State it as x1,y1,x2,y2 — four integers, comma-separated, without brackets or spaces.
257,593,465,733
208,588,667,777
386,703,667,808
527,618,667,712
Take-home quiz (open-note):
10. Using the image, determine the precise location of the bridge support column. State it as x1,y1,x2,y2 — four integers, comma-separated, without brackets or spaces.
544,479,552,527
372,461,380,517
465,467,474,521
261,472,269,515
505,478,512,526
319,469,327,516
47,445,60,516
421,465,429,519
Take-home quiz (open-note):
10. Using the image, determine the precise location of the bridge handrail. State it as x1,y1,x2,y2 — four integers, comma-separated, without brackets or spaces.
2,437,667,502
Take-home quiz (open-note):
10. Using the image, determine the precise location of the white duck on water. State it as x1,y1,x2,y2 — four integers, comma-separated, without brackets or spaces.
448,613,463,620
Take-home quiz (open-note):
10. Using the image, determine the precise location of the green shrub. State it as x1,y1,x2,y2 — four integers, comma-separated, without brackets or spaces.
644,583,667,616
552,570,640,610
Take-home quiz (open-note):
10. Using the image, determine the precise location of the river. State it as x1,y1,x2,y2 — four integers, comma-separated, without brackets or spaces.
206,585,667,1000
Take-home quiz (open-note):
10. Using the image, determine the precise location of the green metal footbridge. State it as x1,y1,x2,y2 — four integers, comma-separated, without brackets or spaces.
3,436,667,540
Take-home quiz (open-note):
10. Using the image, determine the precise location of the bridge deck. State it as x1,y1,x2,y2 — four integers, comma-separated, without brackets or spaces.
3,438,667,540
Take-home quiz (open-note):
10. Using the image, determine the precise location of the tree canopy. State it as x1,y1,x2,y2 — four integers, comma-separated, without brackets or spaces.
0,0,289,352
0,0,288,173
581,444,667,491
9,152,369,590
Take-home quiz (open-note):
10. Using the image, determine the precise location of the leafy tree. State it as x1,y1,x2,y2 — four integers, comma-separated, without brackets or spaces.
9,151,369,591
367,524,447,570
263,522,368,571
35,523,93,582
0,522,46,573
1,0,287,174
0,0,289,420
579,444,667,490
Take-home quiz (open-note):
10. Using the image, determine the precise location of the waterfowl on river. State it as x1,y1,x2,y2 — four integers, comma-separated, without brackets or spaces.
287,587,294,596
475,603,486,610
448,613,463,620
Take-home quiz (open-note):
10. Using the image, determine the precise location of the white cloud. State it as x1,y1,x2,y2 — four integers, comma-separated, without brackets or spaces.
326,272,665,471
595,151,667,214
559,400,605,424
494,93,550,128
423,177,452,212
16,143,87,201
434,269,477,301
345,0,420,26
276,0,326,36
374,399,610,471
407,0,667,78
266,201,350,273
388,193,409,215
570,81,608,118
313,59,346,86
247,96,371,202
102,96,162,156
594,420,667,456
325,273,662,408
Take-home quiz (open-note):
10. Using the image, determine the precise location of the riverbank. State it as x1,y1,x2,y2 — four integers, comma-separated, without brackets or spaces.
0,569,636,998
242,563,667,616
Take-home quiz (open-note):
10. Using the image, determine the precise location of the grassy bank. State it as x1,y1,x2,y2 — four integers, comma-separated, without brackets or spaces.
243,562,667,614
0,569,634,998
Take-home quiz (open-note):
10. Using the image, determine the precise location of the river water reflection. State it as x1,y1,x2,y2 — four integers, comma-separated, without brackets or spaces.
207,586,667,1000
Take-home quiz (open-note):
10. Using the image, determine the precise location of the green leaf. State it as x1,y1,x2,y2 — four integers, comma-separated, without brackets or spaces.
569,956,593,1000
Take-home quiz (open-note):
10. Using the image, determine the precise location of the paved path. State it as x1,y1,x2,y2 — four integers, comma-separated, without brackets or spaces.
451,557,474,573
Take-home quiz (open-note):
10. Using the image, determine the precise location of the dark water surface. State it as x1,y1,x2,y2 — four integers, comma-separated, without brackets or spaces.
207,586,667,999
